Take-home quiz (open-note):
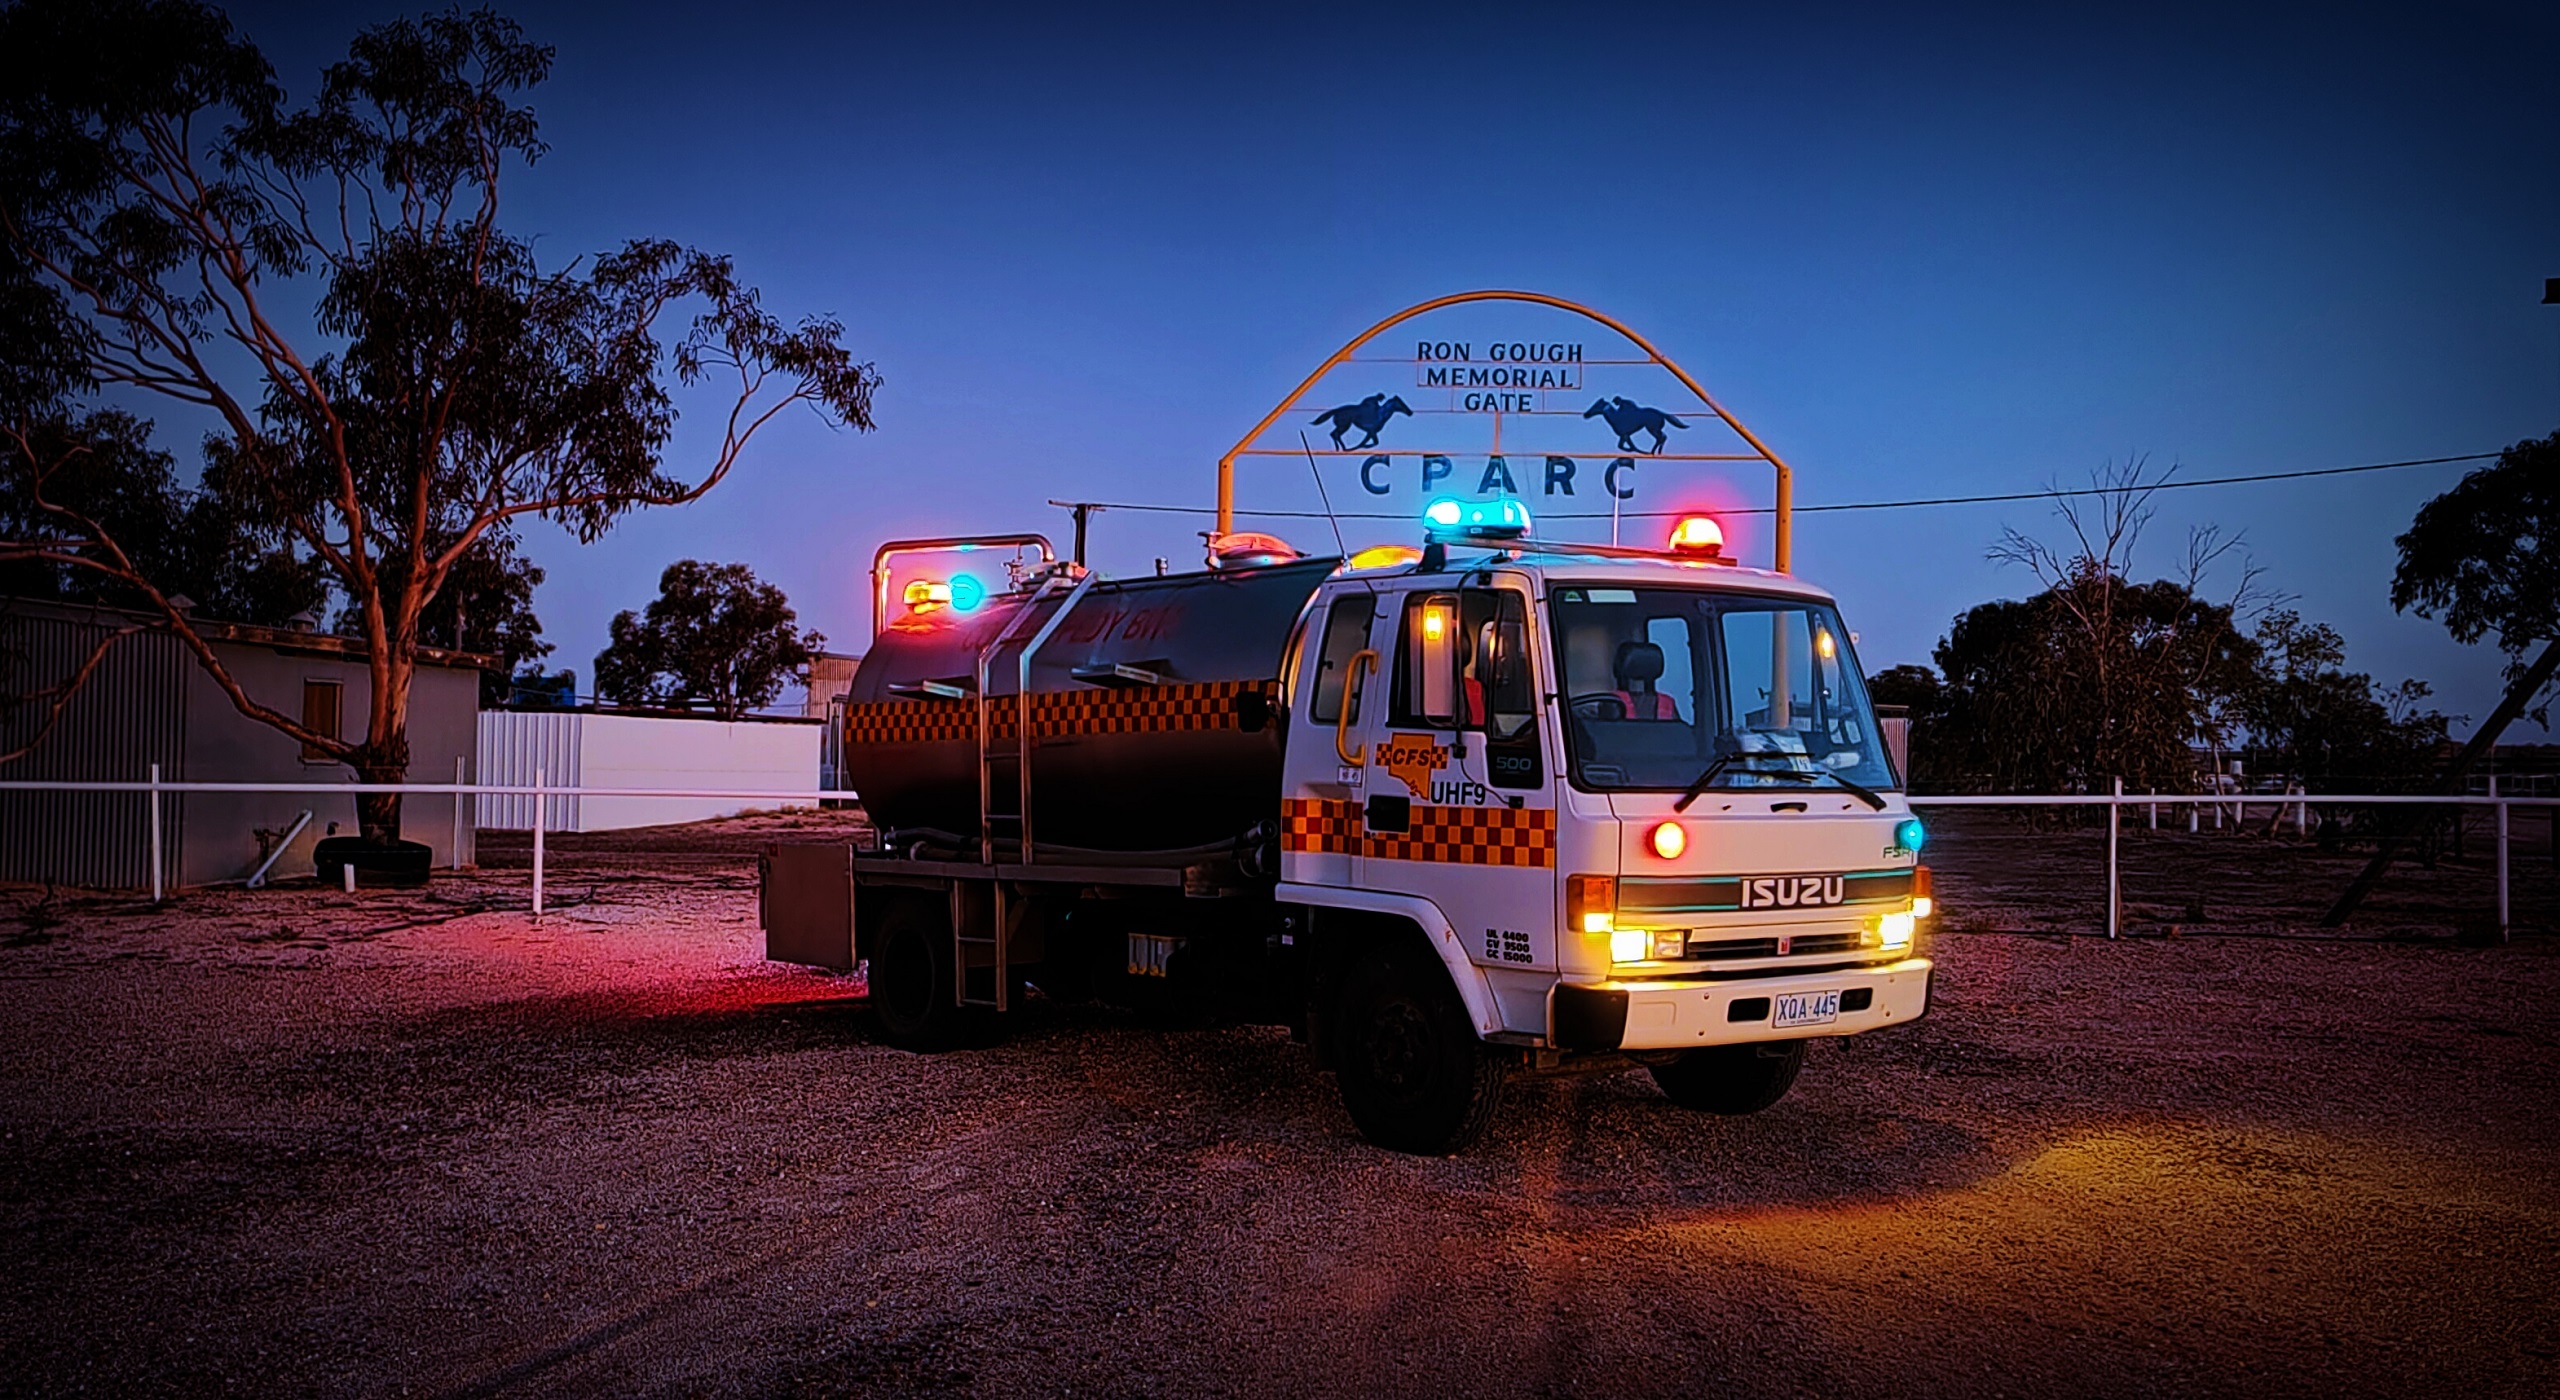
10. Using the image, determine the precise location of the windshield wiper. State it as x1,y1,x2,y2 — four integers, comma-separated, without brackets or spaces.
1671,754,1742,812
1674,753,1888,812
1748,765,1889,811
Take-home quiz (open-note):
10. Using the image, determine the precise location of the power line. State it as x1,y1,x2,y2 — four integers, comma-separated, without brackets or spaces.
1066,451,2499,522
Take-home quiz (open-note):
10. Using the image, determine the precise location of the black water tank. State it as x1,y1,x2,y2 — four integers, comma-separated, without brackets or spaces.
842,558,1336,851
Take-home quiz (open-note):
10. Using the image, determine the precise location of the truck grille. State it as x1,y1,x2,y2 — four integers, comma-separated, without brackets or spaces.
1682,930,1869,961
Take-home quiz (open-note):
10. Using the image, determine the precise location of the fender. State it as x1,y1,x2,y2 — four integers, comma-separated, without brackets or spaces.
1276,881,1504,1038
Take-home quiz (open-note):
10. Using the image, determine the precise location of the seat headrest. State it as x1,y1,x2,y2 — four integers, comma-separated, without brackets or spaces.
1614,640,1665,684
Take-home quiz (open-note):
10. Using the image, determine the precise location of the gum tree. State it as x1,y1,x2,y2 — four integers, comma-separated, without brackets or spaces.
2325,433,2559,924
0,2,877,846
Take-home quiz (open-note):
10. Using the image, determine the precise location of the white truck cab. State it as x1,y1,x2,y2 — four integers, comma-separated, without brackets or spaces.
1270,506,1932,1146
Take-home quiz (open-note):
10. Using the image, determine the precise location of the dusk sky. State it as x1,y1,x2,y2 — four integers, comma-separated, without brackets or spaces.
219,0,2558,730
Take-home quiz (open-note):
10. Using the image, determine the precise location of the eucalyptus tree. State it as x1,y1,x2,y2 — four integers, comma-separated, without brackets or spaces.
2326,433,2559,924
0,2,877,846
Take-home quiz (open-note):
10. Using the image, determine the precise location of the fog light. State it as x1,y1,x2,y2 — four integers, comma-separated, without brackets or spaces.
1878,910,1916,951
1651,929,1687,960
1648,820,1686,859
1610,927,1650,964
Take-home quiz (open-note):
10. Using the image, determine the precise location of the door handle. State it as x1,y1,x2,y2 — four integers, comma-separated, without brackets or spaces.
1334,649,1377,767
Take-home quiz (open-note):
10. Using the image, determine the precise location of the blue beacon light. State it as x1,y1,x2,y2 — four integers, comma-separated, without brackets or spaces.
1896,817,1926,853
1422,496,1532,541
948,573,987,612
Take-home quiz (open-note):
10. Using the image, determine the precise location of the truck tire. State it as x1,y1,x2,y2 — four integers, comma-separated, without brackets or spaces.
1333,943,1506,1154
870,897,966,1051
1649,1040,1805,1115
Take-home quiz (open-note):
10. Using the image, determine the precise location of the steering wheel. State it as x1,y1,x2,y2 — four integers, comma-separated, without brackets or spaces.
1569,694,1627,722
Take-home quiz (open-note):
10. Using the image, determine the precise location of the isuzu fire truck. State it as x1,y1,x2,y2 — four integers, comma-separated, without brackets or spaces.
764,500,1933,1154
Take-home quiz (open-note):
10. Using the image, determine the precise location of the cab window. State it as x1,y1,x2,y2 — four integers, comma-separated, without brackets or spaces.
1389,587,1544,788
1305,593,1376,725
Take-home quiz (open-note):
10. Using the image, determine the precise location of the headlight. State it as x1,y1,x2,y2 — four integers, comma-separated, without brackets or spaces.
1877,910,1916,951
1610,927,1650,964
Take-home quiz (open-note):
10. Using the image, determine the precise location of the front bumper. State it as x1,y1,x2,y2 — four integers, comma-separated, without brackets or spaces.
1550,957,1932,1051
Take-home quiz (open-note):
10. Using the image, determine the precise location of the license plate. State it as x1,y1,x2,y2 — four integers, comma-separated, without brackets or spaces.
1774,990,1841,1028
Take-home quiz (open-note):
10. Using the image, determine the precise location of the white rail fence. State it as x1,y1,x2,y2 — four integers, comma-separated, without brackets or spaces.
2,776,2552,935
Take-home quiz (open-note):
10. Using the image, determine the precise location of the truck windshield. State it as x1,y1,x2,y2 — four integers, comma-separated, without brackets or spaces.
1548,585,1899,794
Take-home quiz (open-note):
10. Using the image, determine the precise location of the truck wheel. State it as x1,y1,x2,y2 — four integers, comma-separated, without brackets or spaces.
870,898,965,1051
1334,944,1506,1154
1649,1041,1805,1115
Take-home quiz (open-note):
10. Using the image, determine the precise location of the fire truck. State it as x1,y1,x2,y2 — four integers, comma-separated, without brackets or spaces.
763,497,1932,1154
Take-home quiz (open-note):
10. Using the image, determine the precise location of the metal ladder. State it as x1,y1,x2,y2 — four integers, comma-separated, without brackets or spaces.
959,569,1096,1009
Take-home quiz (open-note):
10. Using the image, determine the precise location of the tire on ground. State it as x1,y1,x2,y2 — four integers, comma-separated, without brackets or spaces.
1332,939,1506,1154
1649,1040,1806,1115
869,896,967,1051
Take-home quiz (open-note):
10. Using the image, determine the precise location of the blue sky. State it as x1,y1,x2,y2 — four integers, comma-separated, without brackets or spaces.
219,1,2559,729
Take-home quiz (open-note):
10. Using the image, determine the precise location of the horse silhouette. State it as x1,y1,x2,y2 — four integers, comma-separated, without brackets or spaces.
1584,397,1688,453
1311,394,1412,450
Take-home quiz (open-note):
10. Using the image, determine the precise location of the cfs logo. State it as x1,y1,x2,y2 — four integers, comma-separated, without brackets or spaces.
1375,733,1449,800
1740,875,1846,909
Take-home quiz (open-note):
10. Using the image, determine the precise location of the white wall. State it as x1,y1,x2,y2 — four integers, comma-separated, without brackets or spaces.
477,711,821,831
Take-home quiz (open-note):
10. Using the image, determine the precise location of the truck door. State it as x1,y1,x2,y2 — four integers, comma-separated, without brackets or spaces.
1281,582,1384,888
1363,581,1558,974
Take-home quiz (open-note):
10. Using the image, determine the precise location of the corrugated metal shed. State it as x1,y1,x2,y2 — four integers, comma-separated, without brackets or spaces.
3,596,482,889
0,606,190,889
476,710,582,831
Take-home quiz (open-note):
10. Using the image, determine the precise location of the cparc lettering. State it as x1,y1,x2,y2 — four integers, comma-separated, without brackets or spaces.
1359,454,1638,499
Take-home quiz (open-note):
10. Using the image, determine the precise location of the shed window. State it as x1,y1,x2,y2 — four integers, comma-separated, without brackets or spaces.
300,680,342,762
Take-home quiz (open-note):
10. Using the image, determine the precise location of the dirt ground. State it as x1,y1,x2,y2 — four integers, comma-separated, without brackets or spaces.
0,808,2555,1398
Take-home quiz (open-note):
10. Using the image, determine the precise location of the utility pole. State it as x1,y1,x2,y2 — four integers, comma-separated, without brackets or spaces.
1048,500,1105,567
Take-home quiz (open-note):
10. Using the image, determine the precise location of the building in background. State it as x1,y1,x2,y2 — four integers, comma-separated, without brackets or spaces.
476,709,822,832
804,651,862,798
803,651,861,717
0,597,481,889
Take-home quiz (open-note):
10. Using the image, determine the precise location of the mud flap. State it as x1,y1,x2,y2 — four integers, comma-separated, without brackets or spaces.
760,843,856,970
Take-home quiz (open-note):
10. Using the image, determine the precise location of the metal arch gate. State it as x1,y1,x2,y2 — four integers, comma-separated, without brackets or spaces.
1212,290,1803,572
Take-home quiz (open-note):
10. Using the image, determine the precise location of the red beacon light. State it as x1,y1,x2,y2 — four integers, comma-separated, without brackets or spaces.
1667,515,1727,560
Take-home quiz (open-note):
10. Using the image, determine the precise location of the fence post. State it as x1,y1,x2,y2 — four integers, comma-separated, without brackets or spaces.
451,755,465,870
2188,801,2198,834
2149,791,2158,830
2108,776,2122,939
2295,785,2308,837
2493,777,2508,943
147,761,163,904
532,766,546,917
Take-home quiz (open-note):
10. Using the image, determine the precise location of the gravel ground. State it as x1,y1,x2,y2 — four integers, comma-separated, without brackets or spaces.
0,809,2555,1398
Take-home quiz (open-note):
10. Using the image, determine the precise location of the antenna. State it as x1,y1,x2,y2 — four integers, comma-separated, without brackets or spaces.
1299,431,1349,559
